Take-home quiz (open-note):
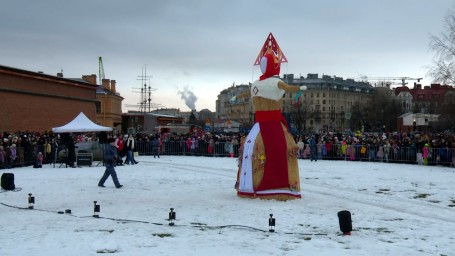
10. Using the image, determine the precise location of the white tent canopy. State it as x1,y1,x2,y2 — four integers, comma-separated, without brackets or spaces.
51,112,112,133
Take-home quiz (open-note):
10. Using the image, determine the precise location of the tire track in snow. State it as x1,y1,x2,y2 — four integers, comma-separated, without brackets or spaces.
140,160,235,178
304,183,455,225
141,160,455,225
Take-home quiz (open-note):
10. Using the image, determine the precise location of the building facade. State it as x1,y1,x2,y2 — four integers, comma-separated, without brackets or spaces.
216,84,252,129
397,113,439,133
394,83,455,114
215,74,373,134
0,65,98,132
151,108,182,116
283,74,373,133
79,74,123,131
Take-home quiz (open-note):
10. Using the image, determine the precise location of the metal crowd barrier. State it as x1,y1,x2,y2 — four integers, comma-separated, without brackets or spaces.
134,141,455,167
2,142,454,169
297,143,455,166
1,145,48,168
135,140,241,158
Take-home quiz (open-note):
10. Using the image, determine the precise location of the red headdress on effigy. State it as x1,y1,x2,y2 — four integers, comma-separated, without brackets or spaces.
254,32,288,80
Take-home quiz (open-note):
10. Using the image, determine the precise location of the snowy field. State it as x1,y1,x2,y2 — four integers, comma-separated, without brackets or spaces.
1,156,455,256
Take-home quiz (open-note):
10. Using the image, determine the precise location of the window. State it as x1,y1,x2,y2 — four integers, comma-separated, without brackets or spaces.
96,101,102,114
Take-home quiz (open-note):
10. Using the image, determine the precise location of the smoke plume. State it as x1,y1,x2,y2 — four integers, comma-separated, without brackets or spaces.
178,86,198,111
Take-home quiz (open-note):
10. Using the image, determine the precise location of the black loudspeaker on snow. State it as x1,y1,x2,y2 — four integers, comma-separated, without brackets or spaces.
1,173,15,191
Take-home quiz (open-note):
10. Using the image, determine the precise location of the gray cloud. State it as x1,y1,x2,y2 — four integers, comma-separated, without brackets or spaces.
1,0,454,111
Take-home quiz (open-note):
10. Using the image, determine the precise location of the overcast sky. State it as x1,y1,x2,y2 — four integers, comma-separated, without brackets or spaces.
1,0,454,112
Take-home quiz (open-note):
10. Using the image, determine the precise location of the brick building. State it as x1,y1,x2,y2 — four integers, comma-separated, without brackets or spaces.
80,74,123,131
0,65,98,132
394,83,455,114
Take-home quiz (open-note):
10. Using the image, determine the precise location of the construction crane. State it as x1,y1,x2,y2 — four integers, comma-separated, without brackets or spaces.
98,56,105,85
351,76,423,87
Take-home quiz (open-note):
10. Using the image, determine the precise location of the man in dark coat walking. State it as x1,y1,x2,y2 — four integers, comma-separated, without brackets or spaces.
98,138,123,188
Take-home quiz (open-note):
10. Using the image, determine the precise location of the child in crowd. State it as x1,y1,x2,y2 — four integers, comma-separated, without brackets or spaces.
423,143,429,165
34,152,43,168
9,144,17,164
0,146,6,168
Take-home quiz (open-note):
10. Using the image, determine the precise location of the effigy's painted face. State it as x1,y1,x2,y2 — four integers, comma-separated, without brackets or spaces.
260,56,268,74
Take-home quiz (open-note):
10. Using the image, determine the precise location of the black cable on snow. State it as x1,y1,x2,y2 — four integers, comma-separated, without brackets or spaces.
0,202,328,236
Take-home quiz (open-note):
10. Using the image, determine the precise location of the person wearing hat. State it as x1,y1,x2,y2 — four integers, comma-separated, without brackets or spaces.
423,143,430,166
98,137,123,188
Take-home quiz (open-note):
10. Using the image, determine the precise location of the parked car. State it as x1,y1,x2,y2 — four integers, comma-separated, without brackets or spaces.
58,141,104,162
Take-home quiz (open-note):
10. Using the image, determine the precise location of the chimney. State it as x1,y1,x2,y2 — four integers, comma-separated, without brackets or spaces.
82,74,97,84
110,80,116,93
57,72,63,78
102,79,110,90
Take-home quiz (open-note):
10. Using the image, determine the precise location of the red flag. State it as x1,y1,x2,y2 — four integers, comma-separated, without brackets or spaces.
254,32,288,66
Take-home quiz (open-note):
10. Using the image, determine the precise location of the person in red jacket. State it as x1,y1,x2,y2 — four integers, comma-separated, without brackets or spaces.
115,134,124,166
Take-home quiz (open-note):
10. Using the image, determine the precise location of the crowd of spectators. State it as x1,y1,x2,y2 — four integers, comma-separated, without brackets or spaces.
0,131,100,169
128,129,455,166
2,129,455,169
293,131,455,165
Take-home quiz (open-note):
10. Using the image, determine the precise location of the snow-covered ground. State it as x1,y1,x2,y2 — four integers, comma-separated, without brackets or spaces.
1,156,454,256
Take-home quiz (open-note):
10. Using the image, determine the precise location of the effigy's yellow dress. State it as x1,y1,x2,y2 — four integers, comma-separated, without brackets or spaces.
236,77,300,201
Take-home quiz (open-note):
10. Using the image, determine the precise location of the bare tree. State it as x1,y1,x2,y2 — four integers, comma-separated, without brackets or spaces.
435,102,455,131
349,101,368,132
428,8,455,85
289,98,312,133
368,88,401,131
